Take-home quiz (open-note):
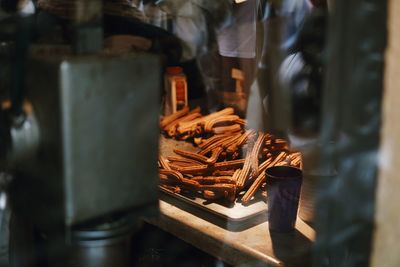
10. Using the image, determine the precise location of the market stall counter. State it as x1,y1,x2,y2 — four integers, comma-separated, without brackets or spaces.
151,106,315,266
145,199,315,267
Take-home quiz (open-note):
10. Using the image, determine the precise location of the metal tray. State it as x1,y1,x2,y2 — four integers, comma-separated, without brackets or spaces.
160,187,268,222
159,136,268,227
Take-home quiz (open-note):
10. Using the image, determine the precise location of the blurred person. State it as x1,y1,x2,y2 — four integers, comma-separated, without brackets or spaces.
149,0,233,108
245,0,312,130
277,1,331,225
215,0,312,117
279,0,328,136
216,0,260,103
159,0,210,101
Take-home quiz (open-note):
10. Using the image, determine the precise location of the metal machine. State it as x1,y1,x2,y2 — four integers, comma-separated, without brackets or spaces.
0,1,161,266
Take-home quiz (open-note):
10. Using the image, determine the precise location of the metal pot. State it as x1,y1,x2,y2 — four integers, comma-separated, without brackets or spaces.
46,218,135,267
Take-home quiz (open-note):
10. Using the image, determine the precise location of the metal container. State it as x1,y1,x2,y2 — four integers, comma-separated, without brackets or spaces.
46,218,135,267
295,141,336,225
8,51,161,230
69,223,133,267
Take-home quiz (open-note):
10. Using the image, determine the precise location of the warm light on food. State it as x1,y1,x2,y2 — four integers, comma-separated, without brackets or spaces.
159,107,302,205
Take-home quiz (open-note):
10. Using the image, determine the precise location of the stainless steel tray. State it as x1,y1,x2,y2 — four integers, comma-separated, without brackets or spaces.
159,136,268,226
160,187,268,222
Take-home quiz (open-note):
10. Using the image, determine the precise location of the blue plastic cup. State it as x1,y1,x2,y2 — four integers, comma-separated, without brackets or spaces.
266,166,303,232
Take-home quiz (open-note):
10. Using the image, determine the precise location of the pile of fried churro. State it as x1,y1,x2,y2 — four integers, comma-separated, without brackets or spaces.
159,107,302,205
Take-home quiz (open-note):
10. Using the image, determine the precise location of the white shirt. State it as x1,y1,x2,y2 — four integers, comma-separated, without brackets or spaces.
217,0,258,58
